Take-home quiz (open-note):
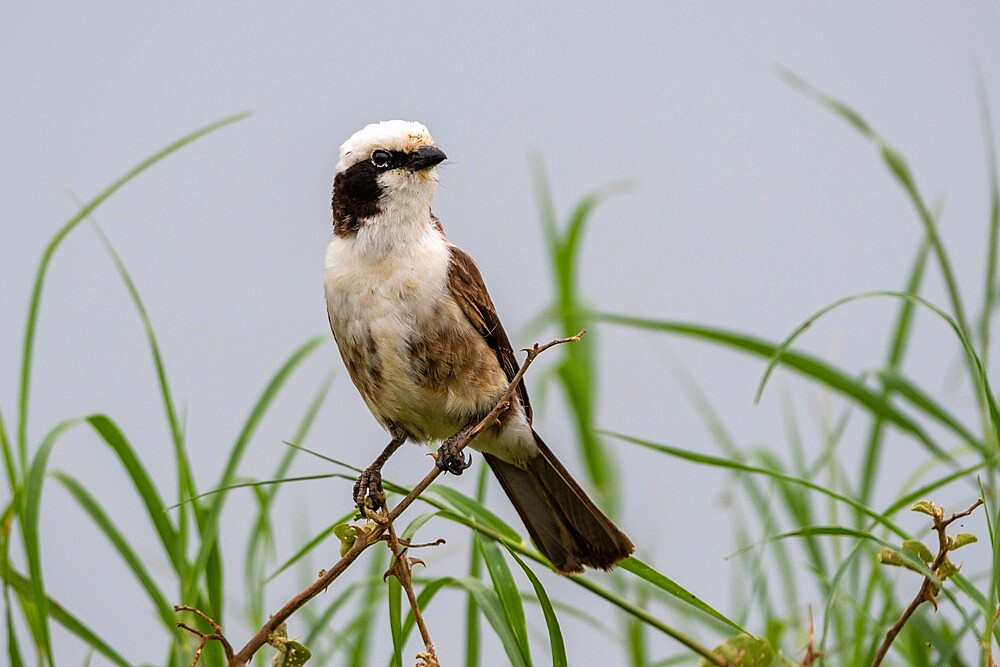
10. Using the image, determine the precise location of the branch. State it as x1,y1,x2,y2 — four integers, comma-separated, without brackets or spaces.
870,498,984,667
176,330,585,666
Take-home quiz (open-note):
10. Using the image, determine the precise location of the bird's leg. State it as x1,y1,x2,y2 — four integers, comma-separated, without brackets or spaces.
354,428,407,511
435,423,476,476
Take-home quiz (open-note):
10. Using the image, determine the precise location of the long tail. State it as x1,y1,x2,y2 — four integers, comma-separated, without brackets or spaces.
483,429,634,574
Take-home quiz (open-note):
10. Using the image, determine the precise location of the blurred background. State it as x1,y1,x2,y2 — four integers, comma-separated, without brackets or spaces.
2,3,1000,664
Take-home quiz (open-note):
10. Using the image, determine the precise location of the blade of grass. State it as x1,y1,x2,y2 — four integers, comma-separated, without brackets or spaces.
266,512,354,583
0,561,129,666
505,546,567,667
592,312,944,457
21,418,81,663
860,238,930,506
387,575,403,667
754,290,999,442
450,576,531,667
476,536,531,664
49,471,174,628
876,370,979,446
618,558,745,635
85,219,197,528
976,67,1000,370
780,70,970,341
85,415,182,572
466,464,488,667
184,335,326,603
604,431,908,539
16,112,250,474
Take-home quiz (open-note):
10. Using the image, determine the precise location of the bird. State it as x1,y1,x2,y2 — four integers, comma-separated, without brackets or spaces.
323,120,634,574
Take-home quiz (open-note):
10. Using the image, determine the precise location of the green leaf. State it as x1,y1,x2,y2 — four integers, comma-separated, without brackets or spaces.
21,418,81,662
911,500,939,517
505,546,567,667
387,575,403,667
476,537,531,663
428,486,522,543
877,547,906,567
948,532,978,550
619,557,745,635
16,111,250,476
276,641,312,667
448,577,530,667
592,313,947,460
697,635,774,667
50,472,174,628
335,524,359,557
605,431,907,539
902,540,934,564
0,561,129,666
938,558,961,580
185,336,326,603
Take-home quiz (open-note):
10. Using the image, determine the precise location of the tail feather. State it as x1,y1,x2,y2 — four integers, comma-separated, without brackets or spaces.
483,429,634,574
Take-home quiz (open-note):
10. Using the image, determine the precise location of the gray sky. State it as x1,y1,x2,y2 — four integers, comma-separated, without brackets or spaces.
3,3,1000,664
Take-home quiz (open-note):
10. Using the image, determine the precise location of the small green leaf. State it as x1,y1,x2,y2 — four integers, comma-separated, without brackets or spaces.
948,532,978,550
272,640,312,667
334,524,358,557
937,558,961,580
911,500,938,517
902,539,934,564
698,635,774,667
877,548,906,567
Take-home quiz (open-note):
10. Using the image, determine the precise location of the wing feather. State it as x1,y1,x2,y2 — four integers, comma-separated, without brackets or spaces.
447,245,532,423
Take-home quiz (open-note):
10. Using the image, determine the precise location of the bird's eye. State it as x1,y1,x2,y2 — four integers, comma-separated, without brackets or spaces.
371,150,392,168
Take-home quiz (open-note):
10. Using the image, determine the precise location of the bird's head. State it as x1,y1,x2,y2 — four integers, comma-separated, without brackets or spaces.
332,120,447,236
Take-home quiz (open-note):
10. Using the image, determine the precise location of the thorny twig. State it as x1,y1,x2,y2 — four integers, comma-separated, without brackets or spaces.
174,605,236,667
175,331,586,666
870,498,984,667
385,507,439,666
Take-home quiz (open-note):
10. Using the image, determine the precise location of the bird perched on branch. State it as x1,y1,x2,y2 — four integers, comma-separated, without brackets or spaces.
323,120,633,573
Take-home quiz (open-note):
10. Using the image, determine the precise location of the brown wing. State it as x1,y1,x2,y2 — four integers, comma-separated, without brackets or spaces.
447,244,532,423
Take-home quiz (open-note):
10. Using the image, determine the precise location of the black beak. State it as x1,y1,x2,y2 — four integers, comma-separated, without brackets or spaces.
407,146,447,171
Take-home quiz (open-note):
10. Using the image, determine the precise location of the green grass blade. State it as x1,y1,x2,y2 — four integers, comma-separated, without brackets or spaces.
86,220,196,513
266,513,354,582
476,536,531,663
604,431,907,539
976,68,1000,368
429,505,724,661
387,575,403,667
50,472,174,628
727,525,890,560
877,370,979,445
450,576,531,667
245,373,333,623
5,582,25,667
428,485,523,543
859,237,930,506
85,415,181,572
185,335,326,602
618,558,745,635
781,71,970,339
754,290,1000,443
592,312,943,456
0,562,129,666
21,417,81,663
16,112,250,473
346,549,386,667
505,546,567,667
0,409,17,500
465,464,488,667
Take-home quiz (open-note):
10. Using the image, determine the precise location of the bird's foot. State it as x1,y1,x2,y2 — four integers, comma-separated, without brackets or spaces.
435,435,472,475
353,465,386,513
